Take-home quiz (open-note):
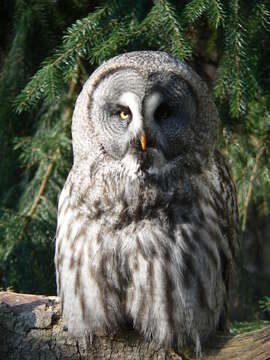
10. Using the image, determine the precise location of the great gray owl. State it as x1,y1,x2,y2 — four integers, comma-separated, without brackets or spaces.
55,51,238,354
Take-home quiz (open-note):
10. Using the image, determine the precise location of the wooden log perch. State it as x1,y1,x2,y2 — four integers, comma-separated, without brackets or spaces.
0,291,270,360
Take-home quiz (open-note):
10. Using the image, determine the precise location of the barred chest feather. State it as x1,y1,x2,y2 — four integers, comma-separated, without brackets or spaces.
54,51,239,356
55,152,235,353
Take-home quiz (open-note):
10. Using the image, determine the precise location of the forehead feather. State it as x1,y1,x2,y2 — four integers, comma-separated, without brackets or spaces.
82,52,216,124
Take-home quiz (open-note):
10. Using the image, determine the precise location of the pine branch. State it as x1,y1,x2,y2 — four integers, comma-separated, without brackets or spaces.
17,152,58,244
15,64,79,244
182,0,208,25
162,0,192,59
182,0,224,29
214,0,248,117
27,154,58,219
140,0,192,59
15,1,123,112
206,0,225,29
89,16,133,64
232,0,241,115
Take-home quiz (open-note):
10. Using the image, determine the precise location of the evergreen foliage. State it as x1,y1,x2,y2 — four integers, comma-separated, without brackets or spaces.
0,0,269,317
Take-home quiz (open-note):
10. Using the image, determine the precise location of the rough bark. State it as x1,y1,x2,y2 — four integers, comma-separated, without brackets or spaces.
0,292,270,360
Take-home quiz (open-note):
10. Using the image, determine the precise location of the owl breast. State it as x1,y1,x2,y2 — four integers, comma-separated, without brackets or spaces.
55,149,236,353
55,50,238,354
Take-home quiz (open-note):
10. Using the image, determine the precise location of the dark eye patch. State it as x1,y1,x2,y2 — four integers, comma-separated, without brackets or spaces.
105,103,130,116
147,72,197,123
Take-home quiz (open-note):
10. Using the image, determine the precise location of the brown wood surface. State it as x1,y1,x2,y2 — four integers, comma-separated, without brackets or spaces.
0,291,270,360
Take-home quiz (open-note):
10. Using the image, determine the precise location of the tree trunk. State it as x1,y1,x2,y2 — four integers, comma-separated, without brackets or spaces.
0,292,269,360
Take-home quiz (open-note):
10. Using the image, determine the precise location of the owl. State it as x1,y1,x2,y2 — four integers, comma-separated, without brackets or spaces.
55,51,238,354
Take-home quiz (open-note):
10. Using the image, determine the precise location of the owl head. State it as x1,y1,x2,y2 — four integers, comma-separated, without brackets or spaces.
71,51,219,174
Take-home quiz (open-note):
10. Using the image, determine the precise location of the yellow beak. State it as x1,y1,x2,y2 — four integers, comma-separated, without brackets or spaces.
140,133,147,151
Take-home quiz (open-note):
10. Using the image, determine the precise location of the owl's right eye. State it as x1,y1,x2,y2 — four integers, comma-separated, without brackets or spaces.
119,110,129,120
118,107,132,121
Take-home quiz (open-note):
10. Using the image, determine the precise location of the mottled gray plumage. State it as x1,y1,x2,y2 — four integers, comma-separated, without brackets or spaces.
55,51,238,353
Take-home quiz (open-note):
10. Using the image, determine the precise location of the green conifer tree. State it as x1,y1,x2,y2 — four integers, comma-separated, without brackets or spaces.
0,1,269,316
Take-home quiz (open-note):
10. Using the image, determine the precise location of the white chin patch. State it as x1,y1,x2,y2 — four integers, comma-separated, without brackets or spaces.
121,153,142,180
121,148,167,179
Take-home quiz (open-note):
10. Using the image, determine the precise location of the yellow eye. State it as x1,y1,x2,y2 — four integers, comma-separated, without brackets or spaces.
119,110,130,120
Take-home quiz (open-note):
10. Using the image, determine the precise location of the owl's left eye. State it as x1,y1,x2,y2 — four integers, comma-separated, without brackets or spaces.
119,108,132,121
155,103,171,123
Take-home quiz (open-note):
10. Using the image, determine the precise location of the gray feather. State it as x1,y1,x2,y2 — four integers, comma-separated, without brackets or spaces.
55,51,238,353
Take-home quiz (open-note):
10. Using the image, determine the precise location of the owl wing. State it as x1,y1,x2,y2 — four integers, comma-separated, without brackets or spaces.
211,149,239,331
215,149,239,257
